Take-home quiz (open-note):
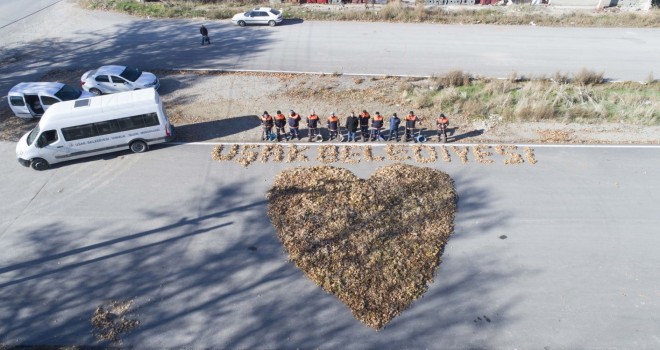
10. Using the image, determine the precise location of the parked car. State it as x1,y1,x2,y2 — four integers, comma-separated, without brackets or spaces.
8,82,94,119
232,7,283,27
80,65,159,95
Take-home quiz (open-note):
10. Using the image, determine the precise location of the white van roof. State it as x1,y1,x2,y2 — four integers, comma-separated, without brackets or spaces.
8,82,65,96
40,88,160,128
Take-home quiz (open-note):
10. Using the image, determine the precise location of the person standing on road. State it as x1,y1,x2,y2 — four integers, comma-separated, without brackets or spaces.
200,24,210,45
274,110,287,141
307,109,320,141
436,113,449,142
358,109,371,141
345,111,359,142
327,112,340,140
261,111,274,141
288,109,302,141
370,112,384,141
387,112,401,142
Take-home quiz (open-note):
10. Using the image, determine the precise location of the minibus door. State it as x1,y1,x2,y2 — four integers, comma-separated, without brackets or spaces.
36,130,69,161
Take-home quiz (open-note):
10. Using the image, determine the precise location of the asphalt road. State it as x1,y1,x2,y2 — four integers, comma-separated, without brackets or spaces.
1,142,660,348
1,0,660,348
0,0,659,91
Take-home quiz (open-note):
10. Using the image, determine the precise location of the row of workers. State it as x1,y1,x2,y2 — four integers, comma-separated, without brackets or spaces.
260,110,450,142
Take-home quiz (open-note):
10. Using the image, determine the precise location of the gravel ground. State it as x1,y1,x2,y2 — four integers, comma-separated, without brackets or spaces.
2,69,660,144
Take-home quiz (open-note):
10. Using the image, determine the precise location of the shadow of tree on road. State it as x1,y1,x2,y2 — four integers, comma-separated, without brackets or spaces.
0,161,529,348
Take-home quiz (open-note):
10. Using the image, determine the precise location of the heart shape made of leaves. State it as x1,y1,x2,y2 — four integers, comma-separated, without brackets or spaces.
267,163,457,329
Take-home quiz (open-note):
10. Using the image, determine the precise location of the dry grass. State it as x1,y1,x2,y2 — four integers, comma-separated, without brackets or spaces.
267,164,457,329
2,69,658,144
572,68,605,85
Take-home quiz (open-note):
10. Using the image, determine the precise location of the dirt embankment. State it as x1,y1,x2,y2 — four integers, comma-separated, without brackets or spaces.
2,69,659,145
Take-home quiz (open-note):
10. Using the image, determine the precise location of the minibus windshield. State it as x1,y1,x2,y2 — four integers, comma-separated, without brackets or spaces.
27,125,41,146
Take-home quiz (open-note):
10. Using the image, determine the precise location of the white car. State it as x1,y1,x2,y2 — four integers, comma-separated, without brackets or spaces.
81,65,160,95
232,7,283,27
8,82,94,119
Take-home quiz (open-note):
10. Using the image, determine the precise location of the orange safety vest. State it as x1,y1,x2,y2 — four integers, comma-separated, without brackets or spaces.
372,115,384,128
328,116,339,123
406,114,416,121
262,114,273,125
437,117,449,126
275,113,286,121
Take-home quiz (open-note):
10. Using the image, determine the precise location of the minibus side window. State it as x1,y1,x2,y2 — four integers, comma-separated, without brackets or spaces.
95,120,121,135
118,116,145,131
62,123,99,141
10,96,25,106
143,113,160,127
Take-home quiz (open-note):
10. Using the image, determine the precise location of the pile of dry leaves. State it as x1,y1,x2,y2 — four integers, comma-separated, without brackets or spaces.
91,299,139,343
267,163,457,329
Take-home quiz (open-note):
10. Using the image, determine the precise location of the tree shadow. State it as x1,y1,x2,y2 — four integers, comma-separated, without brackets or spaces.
450,128,484,142
175,115,260,142
280,18,305,26
0,151,526,348
0,16,275,130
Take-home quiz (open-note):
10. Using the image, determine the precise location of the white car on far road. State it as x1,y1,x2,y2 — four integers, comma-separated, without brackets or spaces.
232,7,283,27
81,65,160,95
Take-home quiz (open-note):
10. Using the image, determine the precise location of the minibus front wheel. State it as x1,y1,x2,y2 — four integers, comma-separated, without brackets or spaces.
31,158,49,171
130,140,148,153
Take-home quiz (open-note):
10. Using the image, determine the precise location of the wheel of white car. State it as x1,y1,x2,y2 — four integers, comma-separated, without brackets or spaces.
90,88,102,96
130,140,148,153
238,20,246,27
268,20,276,27
31,158,49,171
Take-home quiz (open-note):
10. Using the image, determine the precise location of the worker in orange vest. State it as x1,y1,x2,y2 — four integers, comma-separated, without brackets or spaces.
261,111,274,141
288,109,302,141
358,109,370,141
307,109,320,141
404,110,421,142
327,112,340,140
370,112,384,141
274,110,287,142
437,113,449,142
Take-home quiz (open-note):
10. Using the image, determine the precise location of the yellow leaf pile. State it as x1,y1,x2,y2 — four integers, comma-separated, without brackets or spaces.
267,164,457,329
91,299,139,343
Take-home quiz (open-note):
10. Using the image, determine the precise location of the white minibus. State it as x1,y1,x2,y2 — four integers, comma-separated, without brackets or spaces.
16,88,175,170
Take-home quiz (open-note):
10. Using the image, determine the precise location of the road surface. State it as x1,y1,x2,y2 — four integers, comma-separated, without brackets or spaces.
1,142,660,348
0,0,659,92
1,1,660,348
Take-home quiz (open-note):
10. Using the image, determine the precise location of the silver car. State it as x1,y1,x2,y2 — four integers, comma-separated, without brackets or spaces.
232,7,283,27
81,65,159,95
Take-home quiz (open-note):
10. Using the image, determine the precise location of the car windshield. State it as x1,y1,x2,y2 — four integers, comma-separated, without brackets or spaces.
54,84,82,101
119,67,142,82
27,125,41,146
270,9,280,15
